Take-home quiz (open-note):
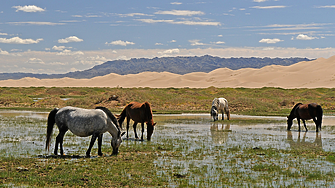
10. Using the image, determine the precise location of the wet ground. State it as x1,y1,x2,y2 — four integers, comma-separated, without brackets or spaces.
1,110,335,187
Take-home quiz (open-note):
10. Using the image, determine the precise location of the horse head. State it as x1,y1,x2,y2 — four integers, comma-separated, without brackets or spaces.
211,106,218,121
287,115,293,130
111,131,125,155
146,120,156,141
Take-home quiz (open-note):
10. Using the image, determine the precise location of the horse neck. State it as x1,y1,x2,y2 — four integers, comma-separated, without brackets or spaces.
108,121,120,138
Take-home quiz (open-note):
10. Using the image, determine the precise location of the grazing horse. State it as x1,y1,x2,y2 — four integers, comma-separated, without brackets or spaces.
211,98,230,121
118,101,156,141
287,103,323,132
46,106,125,157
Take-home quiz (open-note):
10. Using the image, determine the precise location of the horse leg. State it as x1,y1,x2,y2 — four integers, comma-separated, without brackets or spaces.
54,127,68,156
222,111,224,120
297,118,301,132
133,122,139,139
97,134,103,156
312,117,319,132
141,122,145,141
86,133,99,157
126,118,130,139
302,119,308,132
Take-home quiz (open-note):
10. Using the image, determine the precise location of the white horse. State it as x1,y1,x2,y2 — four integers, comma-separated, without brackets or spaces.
211,98,230,121
46,106,125,157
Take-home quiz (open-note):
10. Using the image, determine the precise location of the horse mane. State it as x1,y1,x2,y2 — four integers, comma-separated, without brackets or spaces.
95,106,120,130
289,103,303,117
144,101,153,121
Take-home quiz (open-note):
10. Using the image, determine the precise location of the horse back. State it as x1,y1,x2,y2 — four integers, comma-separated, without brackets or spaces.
56,107,109,137
296,103,319,120
126,101,153,123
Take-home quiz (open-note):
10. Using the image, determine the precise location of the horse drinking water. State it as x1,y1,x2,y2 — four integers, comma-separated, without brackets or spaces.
46,106,125,157
287,103,323,132
211,98,230,121
118,101,156,141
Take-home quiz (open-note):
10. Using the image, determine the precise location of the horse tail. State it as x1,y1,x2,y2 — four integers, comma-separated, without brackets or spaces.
144,102,153,121
317,105,323,130
224,98,230,120
118,106,127,127
96,106,120,129
46,108,59,151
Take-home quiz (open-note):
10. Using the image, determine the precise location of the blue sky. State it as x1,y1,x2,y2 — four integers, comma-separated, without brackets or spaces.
1,0,335,74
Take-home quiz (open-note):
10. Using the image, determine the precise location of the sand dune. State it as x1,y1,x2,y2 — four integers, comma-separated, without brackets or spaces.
1,56,335,88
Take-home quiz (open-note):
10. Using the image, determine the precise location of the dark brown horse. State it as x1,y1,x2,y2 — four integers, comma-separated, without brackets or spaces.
287,103,323,132
118,101,156,141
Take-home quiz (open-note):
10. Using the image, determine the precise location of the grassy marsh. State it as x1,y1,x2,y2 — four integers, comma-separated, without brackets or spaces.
1,112,335,187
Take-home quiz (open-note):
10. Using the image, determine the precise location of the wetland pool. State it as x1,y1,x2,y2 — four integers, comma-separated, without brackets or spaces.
1,110,335,187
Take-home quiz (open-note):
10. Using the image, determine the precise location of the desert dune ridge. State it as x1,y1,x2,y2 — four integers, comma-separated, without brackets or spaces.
1,56,335,89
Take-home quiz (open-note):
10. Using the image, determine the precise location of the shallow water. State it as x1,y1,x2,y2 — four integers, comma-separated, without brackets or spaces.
1,110,335,186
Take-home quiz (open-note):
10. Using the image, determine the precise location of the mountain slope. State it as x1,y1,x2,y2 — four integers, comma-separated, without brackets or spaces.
0,55,311,80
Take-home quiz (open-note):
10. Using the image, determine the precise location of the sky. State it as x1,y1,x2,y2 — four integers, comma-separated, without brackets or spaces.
1,0,335,74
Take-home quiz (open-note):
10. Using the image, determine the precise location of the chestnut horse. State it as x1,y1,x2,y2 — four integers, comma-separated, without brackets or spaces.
287,103,323,132
118,102,156,141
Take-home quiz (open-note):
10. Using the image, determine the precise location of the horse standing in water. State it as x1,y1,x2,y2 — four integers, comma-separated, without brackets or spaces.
287,103,323,132
46,106,125,157
211,98,230,121
118,101,156,141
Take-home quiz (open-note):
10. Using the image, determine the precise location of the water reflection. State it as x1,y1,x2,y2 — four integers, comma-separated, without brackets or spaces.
287,131,322,151
210,121,231,144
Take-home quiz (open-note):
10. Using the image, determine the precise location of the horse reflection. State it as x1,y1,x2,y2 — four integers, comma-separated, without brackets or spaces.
210,121,231,144
287,131,322,151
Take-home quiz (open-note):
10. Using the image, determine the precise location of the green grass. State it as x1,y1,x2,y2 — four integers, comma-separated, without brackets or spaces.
1,87,335,115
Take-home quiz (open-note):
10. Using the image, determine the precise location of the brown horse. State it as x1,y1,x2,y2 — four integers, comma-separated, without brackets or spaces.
287,103,323,132
118,101,156,141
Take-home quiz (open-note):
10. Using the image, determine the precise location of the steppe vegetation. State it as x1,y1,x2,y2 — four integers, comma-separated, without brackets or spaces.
2,87,335,187
0,87,335,115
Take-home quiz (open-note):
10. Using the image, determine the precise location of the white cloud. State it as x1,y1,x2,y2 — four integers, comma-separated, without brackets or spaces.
253,0,267,2
251,6,286,9
154,10,205,16
136,19,221,26
316,5,335,8
12,5,45,13
0,48,9,55
58,36,83,43
0,37,43,44
27,58,45,64
158,48,180,55
117,13,152,17
170,40,177,43
52,46,67,51
189,40,206,46
212,41,225,44
75,55,111,65
171,2,182,5
0,33,8,36
105,40,135,46
155,43,163,45
259,38,283,44
7,21,65,26
295,34,318,40
56,49,84,56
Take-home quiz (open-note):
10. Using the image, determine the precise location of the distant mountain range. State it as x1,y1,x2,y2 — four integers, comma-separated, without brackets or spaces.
0,55,311,80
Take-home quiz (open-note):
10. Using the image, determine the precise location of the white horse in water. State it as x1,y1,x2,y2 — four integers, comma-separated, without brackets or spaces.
46,106,125,157
211,98,230,121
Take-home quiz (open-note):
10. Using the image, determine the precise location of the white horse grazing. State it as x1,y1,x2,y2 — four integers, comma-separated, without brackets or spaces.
211,98,230,121
46,106,125,157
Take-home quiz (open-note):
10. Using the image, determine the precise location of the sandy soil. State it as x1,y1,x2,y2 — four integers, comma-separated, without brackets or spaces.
1,56,334,88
